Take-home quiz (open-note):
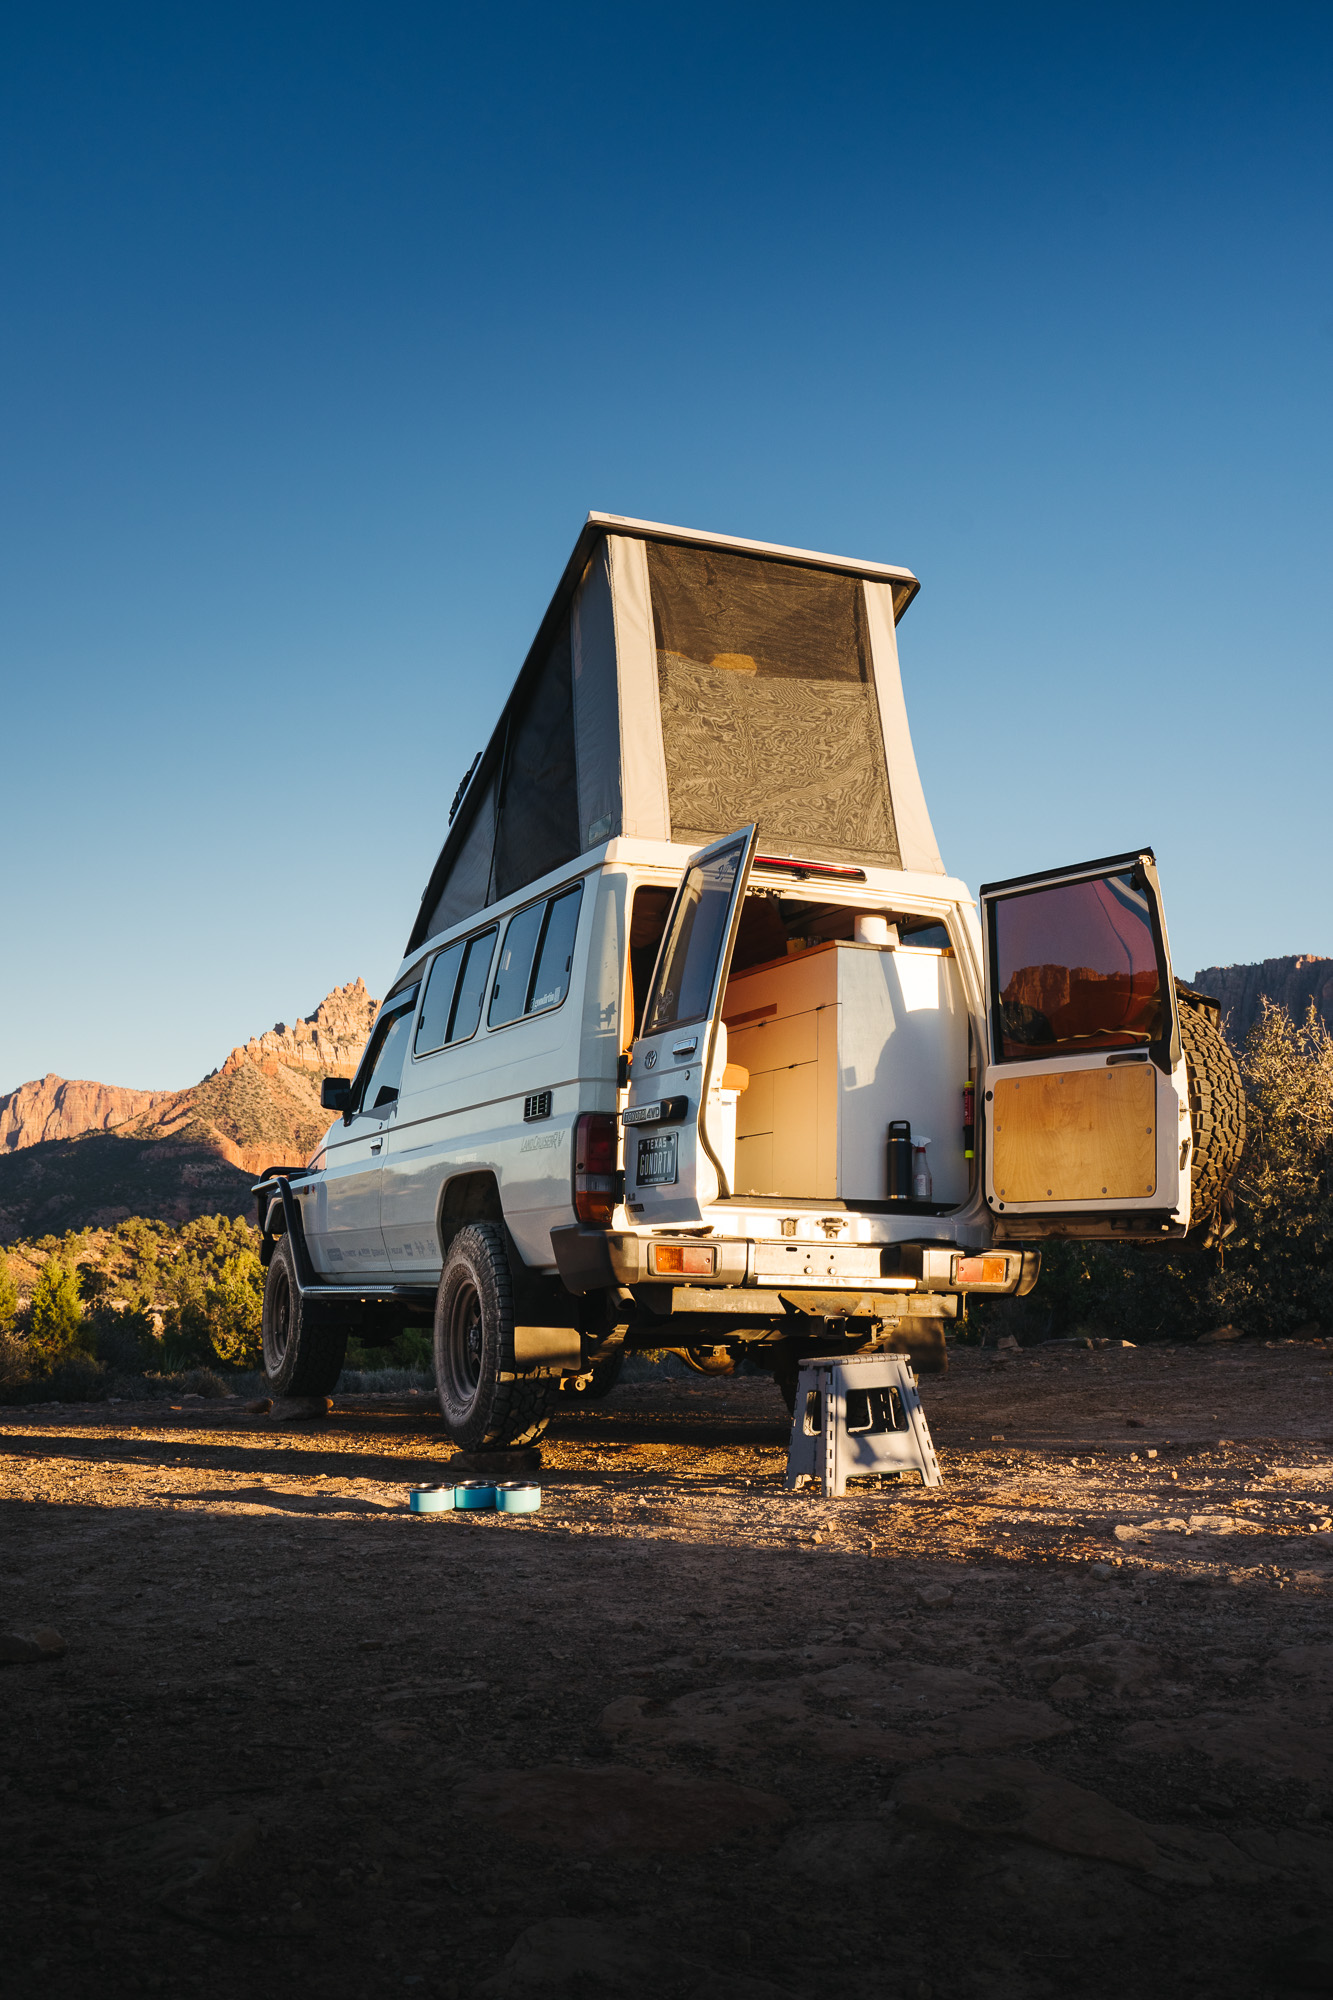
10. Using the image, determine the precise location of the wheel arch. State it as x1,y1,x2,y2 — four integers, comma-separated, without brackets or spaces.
436,1170,505,1264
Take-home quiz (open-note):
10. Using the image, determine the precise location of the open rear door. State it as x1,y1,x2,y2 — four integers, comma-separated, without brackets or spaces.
624,826,758,1225
980,850,1190,1239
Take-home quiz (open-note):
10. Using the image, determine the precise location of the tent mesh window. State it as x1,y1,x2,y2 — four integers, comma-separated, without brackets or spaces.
420,616,580,942
646,542,900,865
491,615,580,901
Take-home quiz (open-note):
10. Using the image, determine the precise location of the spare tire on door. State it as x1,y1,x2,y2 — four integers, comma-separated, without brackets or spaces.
1176,980,1247,1237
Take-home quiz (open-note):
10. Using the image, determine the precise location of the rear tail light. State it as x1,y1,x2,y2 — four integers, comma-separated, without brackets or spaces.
574,1112,618,1226
648,1242,717,1277
954,1254,1010,1285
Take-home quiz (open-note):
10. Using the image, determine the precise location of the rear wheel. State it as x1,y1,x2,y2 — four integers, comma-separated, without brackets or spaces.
261,1236,347,1396
1176,981,1247,1235
434,1223,556,1450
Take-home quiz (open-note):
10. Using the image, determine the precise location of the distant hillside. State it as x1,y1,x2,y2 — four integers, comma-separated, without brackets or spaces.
0,978,377,1243
1191,955,1333,1047
0,1076,175,1153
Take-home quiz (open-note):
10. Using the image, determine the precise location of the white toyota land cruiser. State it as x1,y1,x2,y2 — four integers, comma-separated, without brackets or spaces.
255,513,1244,1447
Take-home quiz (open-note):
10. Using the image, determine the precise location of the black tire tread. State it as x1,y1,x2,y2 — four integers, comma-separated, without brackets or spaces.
435,1222,556,1450
1175,980,1247,1232
261,1236,347,1397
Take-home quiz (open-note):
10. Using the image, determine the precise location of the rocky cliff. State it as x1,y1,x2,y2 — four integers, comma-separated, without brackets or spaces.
0,1076,175,1154
0,978,378,1242
1191,955,1333,1046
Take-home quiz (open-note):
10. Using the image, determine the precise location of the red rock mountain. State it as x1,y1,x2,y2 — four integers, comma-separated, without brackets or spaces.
0,1076,175,1153
0,980,379,1241
1191,955,1333,1046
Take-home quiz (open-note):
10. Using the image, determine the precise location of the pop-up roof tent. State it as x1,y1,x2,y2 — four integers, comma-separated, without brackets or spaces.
406,513,944,954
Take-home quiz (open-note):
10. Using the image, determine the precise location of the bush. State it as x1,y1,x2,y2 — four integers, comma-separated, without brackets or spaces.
1209,1000,1333,1336
0,1254,19,1330
971,999,1333,1345
88,1301,159,1373
28,1260,86,1358
203,1252,265,1367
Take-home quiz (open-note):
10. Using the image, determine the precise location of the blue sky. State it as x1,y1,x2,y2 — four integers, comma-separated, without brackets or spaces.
2,3,1330,1092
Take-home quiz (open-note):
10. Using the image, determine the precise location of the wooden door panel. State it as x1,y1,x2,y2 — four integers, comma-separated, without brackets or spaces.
992,1064,1156,1202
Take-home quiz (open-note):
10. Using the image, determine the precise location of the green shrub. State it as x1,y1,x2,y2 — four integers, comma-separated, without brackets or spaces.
1209,1000,1333,1336
204,1251,265,1367
972,999,1333,1344
28,1259,86,1357
0,1254,18,1330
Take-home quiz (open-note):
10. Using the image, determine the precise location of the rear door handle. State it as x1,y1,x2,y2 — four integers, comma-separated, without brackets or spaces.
371,1139,383,1153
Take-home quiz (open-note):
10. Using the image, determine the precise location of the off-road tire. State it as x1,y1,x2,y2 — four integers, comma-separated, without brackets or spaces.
558,1349,624,1400
261,1236,348,1396
434,1223,556,1450
1176,980,1247,1233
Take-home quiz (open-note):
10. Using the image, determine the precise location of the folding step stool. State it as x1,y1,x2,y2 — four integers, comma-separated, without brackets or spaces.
785,1351,942,1496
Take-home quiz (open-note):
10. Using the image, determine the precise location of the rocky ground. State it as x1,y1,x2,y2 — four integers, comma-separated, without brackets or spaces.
2,1337,1332,1999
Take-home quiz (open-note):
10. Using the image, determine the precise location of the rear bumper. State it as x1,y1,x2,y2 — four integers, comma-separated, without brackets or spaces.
549,1225,1039,1300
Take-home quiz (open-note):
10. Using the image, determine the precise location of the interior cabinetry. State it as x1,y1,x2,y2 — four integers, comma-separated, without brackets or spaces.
722,941,969,1205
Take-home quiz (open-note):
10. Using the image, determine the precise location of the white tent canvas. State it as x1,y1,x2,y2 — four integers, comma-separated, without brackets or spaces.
407,513,942,954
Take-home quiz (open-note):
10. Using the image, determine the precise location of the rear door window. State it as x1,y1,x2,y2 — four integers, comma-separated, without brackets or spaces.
488,883,584,1029
990,869,1163,1061
643,837,749,1034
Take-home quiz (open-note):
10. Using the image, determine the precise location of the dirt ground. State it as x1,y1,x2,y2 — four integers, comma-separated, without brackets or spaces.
3,1337,1333,2000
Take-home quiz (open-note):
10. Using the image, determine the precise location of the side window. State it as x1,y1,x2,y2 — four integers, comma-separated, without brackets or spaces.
415,942,463,1056
450,929,497,1043
416,930,496,1055
488,883,584,1030
529,885,582,1013
352,986,420,1114
489,900,547,1028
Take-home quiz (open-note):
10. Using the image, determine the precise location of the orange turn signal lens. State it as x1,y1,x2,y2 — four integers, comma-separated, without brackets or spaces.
648,1243,717,1277
954,1254,1009,1285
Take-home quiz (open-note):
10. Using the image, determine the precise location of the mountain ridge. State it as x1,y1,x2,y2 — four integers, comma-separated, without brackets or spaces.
0,979,378,1243
1191,954,1333,1046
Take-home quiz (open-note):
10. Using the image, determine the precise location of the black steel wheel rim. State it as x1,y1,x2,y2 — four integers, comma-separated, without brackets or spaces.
266,1272,291,1365
447,1283,483,1401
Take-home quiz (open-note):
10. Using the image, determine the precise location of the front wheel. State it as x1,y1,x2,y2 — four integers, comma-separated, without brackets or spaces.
434,1223,556,1450
261,1237,347,1396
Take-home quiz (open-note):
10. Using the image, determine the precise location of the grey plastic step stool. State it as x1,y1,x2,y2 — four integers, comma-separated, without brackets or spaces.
785,1351,942,1496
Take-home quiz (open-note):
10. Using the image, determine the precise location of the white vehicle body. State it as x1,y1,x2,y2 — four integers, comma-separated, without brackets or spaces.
256,513,1225,1436
296,838,1192,1297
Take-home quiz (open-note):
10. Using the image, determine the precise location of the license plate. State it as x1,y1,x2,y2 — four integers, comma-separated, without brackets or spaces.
636,1131,678,1187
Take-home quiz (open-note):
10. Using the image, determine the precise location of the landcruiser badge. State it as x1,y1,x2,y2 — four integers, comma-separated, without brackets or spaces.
643,1049,657,1070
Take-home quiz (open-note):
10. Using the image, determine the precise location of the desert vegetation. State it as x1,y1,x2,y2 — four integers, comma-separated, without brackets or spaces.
2,1002,1328,1401
974,999,1333,1345
0,1213,266,1403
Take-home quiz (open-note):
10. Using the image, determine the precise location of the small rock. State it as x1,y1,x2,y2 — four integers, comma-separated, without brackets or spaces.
246,1398,274,1415
1291,1322,1326,1342
1090,1562,1115,1579
1197,1325,1243,1344
915,1584,954,1610
0,1627,66,1665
